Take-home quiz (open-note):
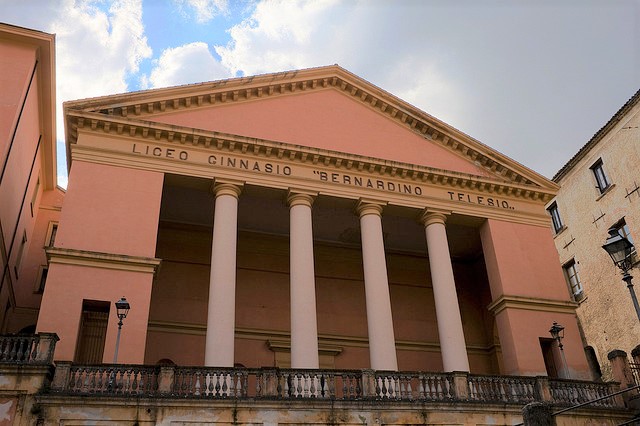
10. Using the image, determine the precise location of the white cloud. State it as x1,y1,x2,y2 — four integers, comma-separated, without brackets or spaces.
173,0,229,23
141,42,233,89
0,0,153,187
214,0,468,135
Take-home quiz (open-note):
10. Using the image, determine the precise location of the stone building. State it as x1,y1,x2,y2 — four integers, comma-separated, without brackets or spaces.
549,89,640,381
0,22,636,425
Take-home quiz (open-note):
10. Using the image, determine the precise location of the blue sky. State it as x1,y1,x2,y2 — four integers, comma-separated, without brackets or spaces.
1,0,639,187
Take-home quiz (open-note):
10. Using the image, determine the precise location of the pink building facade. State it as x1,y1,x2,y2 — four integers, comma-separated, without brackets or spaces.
4,24,637,424
0,23,62,336
28,65,588,380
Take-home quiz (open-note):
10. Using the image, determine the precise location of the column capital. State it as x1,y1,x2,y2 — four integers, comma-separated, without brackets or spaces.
356,199,387,218
212,180,243,199
419,208,451,227
287,189,317,208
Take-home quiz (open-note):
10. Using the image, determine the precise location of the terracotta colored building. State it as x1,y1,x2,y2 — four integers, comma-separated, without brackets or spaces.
1,23,636,425
0,23,63,336
549,89,640,381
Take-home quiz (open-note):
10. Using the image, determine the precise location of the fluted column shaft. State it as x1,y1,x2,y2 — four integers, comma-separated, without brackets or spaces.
288,191,320,369
422,211,470,372
205,183,242,367
357,201,398,371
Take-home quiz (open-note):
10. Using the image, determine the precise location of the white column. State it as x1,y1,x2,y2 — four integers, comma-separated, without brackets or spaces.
421,210,470,372
357,201,398,371
205,182,242,367
288,191,319,369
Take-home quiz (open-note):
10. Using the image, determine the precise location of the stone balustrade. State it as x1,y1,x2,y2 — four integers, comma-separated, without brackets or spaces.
0,333,58,364
47,363,624,409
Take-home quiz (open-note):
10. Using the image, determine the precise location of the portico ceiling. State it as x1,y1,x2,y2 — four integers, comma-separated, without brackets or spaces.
159,174,484,260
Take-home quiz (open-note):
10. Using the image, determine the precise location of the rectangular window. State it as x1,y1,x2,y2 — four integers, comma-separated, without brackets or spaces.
35,266,48,293
547,202,563,233
13,230,28,279
590,159,610,194
563,259,584,301
30,176,40,217
75,300,110,364
45,222,58,247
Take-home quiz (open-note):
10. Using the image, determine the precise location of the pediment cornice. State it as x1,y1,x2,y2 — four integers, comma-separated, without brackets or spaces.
66,108,555,204
64,65,557,194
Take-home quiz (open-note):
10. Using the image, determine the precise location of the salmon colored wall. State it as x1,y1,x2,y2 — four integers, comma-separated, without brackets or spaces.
480,219,568,300
151,90,492,178
495,309,590,379
37,161,163,362
55,160,163,257
37,263,154,363
8,189,63,332
0,41,36,154
480,218,589,377
0,73,41,257
146,224,498,373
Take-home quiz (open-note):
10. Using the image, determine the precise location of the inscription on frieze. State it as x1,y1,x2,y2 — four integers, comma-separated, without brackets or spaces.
130,142,516,211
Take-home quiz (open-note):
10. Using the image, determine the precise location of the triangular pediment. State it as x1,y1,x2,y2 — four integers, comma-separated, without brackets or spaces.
64,65,558,195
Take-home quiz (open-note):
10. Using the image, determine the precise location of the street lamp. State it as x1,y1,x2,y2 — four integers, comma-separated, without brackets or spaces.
113,297,130,363
549,321,570,379
602,227,640,322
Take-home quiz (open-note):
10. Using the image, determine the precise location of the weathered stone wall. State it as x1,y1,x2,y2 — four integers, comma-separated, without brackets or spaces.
551,99,640,380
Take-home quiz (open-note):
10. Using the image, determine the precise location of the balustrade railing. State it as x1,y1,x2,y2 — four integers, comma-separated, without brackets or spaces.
47,362,625,410
374,372,455,400
0,333,58,364
277,369,362,399
468,375,538,404
173,367,249,398
65,365,159,395
549,379,619,408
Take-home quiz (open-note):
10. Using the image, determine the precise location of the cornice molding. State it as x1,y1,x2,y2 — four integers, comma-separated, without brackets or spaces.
66,110,556,205
487,295,578,316
147,322,499,355
46,247,161,274
63,65,556,193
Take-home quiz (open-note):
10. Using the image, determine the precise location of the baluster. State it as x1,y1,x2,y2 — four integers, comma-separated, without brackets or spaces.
468,380,476,400
417,375,425,399
88,369,97,393
393,375,399,399
193,371,201,396
222,372,229,396
242,371,249,398
214,372,222,396
206,371,214,396
283,373,290,397
132,369,139,393
321,374,328,398
310,373,316,397
342,374,349,398
181,370,189,395
0,339,8,360
9,339,18,361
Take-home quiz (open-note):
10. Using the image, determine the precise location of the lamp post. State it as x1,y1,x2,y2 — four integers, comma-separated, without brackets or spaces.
113,297,130,364
602,227,640,322
549,321,570,379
